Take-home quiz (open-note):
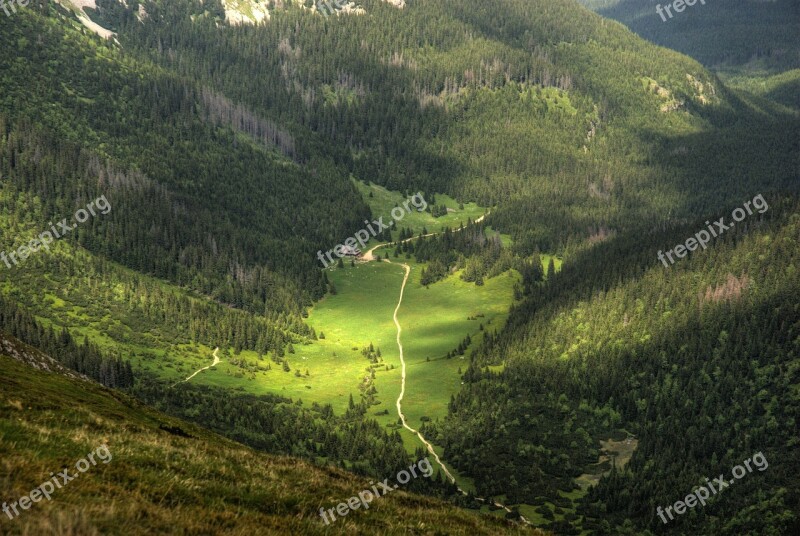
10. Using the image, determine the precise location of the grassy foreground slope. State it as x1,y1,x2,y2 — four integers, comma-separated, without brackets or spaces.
0,347,538,535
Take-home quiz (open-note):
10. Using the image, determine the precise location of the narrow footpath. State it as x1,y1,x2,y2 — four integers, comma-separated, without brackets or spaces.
384,256,530,525
173,347,220,387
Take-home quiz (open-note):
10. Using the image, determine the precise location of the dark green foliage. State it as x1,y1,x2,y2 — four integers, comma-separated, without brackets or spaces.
0,9,372,321
0,295,133,388
434,198,800,534
132,376,420,481
416,223,515,285
111,0,797,261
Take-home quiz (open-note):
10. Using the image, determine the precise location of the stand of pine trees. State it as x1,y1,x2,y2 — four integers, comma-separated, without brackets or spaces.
0,295,133,388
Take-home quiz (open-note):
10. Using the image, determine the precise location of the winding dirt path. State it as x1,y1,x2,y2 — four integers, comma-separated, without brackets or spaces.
384,252,530,525
174,347,220,386
361,211,490,262
388,259,459,484
347,209,529,523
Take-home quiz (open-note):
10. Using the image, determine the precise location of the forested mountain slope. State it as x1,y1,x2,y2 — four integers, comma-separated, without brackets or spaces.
1,4,365,319
432,197,800,534
577,0,799,72
114,0,797,253
2,0,796,311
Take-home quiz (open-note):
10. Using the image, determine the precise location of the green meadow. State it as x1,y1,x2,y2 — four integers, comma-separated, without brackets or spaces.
392,262,518,428
0,184,559,420
291,254,521,498
1,183,557,491
353,179,488,241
